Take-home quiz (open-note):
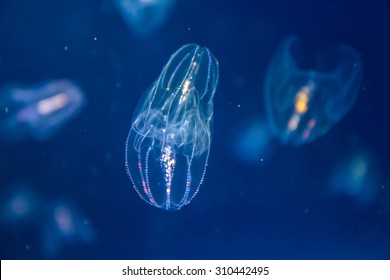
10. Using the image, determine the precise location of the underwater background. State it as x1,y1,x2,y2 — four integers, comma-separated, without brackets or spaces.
1,0,390,259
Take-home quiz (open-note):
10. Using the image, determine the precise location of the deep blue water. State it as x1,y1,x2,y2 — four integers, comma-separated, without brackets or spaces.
1,0,390,259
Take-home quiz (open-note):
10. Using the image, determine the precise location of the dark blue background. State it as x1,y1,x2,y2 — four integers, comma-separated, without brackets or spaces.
1,0,390,259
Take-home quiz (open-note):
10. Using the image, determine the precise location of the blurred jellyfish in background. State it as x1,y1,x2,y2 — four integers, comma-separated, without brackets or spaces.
0,185,42,229
264,36,363,146
328,148,381,207
42,199,96,258
0,185,43,257
0,79,86,142
231,118,273,165
114,0,175,38
0,185,96,258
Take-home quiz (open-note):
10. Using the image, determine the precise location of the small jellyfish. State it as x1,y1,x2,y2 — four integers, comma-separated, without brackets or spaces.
115,0,175,38
328,148,380,207
264,36,363,145
0,79,86,142
42,199,96,258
